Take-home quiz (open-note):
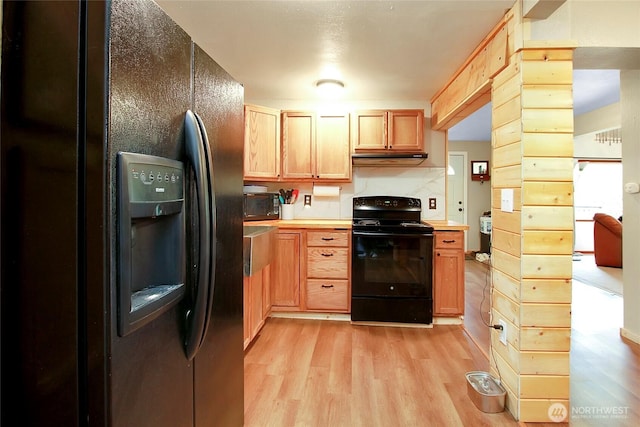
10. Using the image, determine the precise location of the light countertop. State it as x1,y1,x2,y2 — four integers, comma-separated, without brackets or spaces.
244,219,351,229
245,218,468,231
423,220,470,231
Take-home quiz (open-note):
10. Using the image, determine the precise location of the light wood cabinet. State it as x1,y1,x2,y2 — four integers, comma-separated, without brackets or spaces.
353,109,424,152
433,231,465,316
281,111,315,180
315,112,351,180
271,230,302,310
243,265,271,350
281,111,351,181
352,110,386,150
304,230,350,312
244,104,280,180
388,110,424,151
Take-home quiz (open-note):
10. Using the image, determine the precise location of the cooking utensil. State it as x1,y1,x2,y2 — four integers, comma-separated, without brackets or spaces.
291,189,299,204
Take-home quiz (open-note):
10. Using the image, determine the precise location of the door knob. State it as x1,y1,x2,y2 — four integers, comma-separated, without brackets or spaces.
458,208,463,212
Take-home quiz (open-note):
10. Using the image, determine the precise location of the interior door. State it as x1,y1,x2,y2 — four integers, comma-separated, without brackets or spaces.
447,152,468,250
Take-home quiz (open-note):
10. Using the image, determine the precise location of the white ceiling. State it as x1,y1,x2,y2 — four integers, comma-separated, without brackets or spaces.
157,0,621,141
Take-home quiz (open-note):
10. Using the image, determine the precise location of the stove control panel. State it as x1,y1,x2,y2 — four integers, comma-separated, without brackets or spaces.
353,196,422,210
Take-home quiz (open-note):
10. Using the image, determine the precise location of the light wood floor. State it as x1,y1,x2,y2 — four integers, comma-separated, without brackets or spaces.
244,318,518,426
244,260,640,426
463,259,640,426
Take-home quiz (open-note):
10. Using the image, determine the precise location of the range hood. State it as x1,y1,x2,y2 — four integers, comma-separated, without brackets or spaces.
351,152,428,167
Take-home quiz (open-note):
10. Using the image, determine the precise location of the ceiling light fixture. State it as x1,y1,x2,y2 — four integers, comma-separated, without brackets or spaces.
316,79,345,97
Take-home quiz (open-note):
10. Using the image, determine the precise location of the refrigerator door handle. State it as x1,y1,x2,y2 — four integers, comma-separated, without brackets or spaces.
193,110,217,347
183,110,216,360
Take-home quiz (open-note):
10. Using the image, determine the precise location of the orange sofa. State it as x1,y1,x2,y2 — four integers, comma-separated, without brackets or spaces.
593,213,622,268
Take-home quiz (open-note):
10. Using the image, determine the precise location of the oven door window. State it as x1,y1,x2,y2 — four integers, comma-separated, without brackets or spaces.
352,233,433,297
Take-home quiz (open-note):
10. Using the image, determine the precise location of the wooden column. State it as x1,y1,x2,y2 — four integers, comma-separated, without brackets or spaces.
490,44,574,422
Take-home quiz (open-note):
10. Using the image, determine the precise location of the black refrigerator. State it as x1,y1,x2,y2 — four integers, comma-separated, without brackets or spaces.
0,1,244,426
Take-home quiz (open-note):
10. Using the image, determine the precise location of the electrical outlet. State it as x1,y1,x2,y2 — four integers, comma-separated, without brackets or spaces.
428,198,436,209
304,194,312,207
498,319,507,345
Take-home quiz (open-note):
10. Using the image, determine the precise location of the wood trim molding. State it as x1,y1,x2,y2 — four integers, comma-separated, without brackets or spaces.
430,18,509,131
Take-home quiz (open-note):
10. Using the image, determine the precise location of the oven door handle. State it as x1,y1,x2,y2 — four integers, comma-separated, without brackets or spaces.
352,231,433,238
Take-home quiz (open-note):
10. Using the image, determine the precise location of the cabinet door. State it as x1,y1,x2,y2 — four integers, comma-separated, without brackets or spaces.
243,277,251,349
261,264,271,320
433,248,465,316
244,104,280,180
271,231,301,308
388,110,424,152
353,110,387,151
249,271,264,340
316,112,351,180
306,279,349,311
282,111,315,179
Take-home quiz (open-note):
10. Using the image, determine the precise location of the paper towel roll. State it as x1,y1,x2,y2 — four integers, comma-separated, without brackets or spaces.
312,185,340,197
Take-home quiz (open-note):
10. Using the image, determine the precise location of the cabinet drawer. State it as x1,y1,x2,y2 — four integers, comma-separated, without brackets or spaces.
306,279,349,311
307,230,349,247
307,247,349,278
434,232,464,249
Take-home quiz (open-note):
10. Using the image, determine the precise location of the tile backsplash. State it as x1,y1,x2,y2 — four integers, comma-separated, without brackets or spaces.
258,166,446,220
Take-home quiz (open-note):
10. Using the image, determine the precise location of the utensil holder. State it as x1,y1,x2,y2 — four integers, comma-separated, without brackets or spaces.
281,204,294,220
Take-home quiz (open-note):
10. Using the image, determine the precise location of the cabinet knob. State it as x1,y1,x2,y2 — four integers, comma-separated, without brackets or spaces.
437,252,441,256
321,237,334,241
321,284,334,289
443,239,456,243
321,252,334,257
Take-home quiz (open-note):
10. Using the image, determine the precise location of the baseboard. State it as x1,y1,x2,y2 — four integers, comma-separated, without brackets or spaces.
269,312,351,321
433,316,463,325
269,312,441,328
620,327,640,347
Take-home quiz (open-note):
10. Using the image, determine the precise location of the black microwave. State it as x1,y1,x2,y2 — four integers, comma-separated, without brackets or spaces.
243,192,280,221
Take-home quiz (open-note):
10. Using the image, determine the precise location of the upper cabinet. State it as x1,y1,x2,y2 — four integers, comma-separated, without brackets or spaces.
281,110,351,181
353,109,424,152
244,104,281,180
281,111,315,179
315,112,351,180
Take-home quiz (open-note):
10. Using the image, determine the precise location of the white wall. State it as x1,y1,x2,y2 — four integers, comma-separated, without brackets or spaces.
259,166,446,221
621,70,640,344
529,0,640,69
448,140,492,251
529,0,640,48
574,103,622,159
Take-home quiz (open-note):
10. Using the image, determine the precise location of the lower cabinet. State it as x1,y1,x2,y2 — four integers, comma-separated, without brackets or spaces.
433,231,465,316
271,230,302,310
243,265,271,350
305,230,350,312
270,228,351,313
